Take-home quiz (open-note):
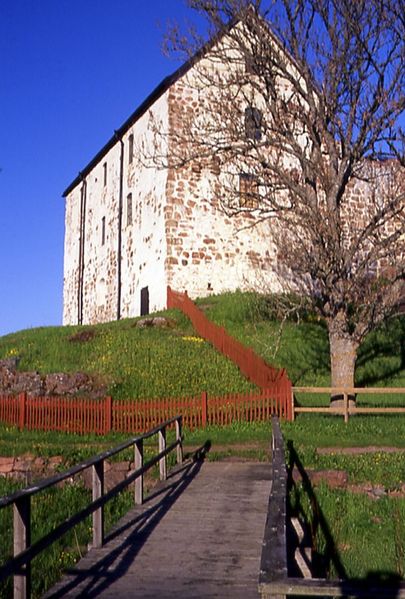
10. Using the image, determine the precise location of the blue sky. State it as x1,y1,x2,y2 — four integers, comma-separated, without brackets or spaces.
0,0,197,337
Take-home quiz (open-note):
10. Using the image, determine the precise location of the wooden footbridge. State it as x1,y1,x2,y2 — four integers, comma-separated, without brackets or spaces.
45,459,270,598
1,416,272,599
3,416,405,598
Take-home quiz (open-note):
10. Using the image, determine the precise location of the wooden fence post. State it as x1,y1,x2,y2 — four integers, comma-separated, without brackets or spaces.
158,427,167,481
290,387,295,422
104,396,112,434
175,417,183,465
14,495,31,599
18,392,27,431
134,439,143,505
92,461,104,548
343,391,349,424
248,348,254,381
201,391,208,427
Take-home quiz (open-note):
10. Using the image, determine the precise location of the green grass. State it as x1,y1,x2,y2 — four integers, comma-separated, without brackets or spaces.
0,309,255,400
198,291,405,389
1,291,403,402
0,476,134,599
281,414,405,448
290,482,405,580
0,291,404,588
284,417,405,581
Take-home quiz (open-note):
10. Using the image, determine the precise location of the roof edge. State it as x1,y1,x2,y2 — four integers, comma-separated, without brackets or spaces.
62,62,190,197
62,10,248,198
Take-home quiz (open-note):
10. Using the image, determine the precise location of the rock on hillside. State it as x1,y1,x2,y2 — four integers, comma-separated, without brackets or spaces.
0,359,106,398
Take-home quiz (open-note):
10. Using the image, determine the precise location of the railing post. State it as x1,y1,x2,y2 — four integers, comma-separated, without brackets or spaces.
104,396,112,434
134,438,144,505
201,391,208,427
343,391,349,424
18,392,27,431
158,426,167,481
92,460,104,548
290,386,295,422
175,417,183,465
14,495,31,599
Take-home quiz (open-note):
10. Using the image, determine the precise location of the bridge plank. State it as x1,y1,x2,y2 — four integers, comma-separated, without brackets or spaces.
45,460,271,598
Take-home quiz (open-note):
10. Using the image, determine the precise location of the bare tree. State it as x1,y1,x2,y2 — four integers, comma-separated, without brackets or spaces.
154,0,404,399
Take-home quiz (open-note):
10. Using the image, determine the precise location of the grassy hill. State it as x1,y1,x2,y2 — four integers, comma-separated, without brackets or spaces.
0,292,404,592
197,292,405,388
0,291,404,400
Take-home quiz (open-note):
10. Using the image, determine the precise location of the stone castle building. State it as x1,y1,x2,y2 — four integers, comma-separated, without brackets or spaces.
62,13,403,327
62,20,284,326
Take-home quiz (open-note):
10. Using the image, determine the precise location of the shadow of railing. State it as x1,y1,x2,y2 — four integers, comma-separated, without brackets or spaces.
259,417,405,598
287,440,347,579
45,441,211,599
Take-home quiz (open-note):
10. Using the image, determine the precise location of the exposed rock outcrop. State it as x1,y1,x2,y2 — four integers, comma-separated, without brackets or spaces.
0,359,106,398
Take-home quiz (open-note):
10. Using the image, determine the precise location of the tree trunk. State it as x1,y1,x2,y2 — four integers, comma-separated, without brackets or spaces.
328,316,358,408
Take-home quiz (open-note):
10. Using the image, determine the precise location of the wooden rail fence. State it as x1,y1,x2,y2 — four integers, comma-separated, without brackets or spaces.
0,416,183,599
167,286,290,389
292,387,405,423
0,386,291,435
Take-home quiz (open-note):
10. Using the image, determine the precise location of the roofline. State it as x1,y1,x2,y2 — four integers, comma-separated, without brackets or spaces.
62,10,249,198
62,6,300,198
62,61,191,197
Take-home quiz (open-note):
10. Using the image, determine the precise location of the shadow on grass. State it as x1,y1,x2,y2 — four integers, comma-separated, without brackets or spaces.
287,440,347,579
281,323,330,385
356,317,405,387
287,441,404,597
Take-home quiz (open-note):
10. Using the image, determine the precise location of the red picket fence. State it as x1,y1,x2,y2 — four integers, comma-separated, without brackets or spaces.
0,288,294,435
0,386,291,435
167,286,290,388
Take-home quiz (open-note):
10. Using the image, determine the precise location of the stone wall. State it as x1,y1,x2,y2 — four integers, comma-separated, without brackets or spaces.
165,77,283,300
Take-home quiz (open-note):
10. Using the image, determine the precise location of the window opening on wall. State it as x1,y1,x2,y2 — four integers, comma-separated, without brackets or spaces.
127,193,133,226
103,162,107,186
245,54,256,74
128,133,134,164
239,173,259,209
101,216,106,245
245,106,262,140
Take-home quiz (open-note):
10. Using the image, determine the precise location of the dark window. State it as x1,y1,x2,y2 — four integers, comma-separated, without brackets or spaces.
239,173,259,209
103,162,107,186
245,54,256,74
127,193,132,226
245,106,262,141
128,133,134,164
101,216,106,245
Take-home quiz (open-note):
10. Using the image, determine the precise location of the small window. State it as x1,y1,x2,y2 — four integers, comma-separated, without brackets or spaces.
127,193,132,226
239,173,259,209
245,107,262,141
128,133,134,164
103,162,107,186
245,54,256,74
101,216,106,245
